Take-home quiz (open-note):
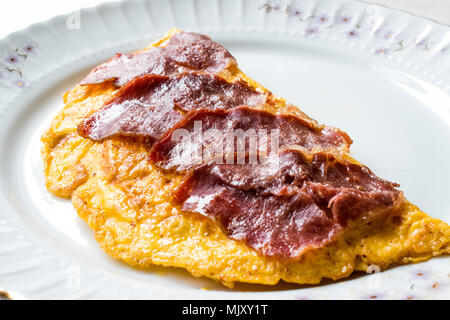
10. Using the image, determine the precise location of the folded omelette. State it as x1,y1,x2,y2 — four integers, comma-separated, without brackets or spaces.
41,29,449,287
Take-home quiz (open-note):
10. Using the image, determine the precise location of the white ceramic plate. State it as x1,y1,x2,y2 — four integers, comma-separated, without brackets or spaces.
0,0,448,300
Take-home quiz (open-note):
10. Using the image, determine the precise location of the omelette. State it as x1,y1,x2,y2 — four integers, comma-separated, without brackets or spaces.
41,29,449,287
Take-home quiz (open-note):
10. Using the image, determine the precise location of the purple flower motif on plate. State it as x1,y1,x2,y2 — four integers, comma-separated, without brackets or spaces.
347,30,359,38
305,27,318,36
13,79,26,88
5,54,19,64
22,43,35,53
383,31,395,40
287,7,302,18
339,15,353,24
317,14,329,24
259,3,279,13
375,47,389,55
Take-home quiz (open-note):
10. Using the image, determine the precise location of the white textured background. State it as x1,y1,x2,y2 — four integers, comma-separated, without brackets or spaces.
0,0,449,39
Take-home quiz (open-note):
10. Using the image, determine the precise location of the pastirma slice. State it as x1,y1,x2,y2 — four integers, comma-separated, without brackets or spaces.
78,74,266,143
173,149,403,259
81,31,236,86
150,106,352,171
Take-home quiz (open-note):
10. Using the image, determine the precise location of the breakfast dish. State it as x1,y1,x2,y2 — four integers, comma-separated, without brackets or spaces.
41,29,449,287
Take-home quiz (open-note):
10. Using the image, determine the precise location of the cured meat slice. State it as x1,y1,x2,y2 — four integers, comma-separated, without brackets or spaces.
78,74,266,143
174,174,340,259
81,31,236,86
150,107,352,171
200,148,399,196
173,148,402,258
